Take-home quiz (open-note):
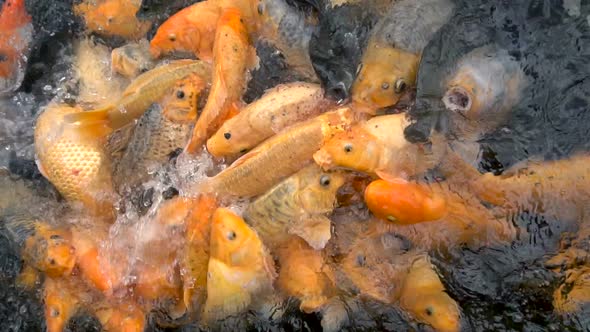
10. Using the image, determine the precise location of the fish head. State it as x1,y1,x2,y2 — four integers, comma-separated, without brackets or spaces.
162,74,204,123
352,45,419,113
44,279,78,332
442,45,524,131
410,292,461,332
314,128,380,174
42,229,76,277
150,15,199,58
297,165,347,213
206,116,251,158
309,4,378,103
210,208,261,266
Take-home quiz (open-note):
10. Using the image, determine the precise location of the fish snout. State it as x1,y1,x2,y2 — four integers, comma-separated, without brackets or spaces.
325,81,350,104
442,86,472,115
313,149,335,170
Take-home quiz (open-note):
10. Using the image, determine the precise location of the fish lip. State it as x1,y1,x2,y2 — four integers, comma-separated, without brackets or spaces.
442,86,472,114
312,149,335,170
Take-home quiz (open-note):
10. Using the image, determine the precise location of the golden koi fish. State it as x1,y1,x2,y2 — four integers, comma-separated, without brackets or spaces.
185,7,257,154
314,113,435,181
64,60,211,133
74,0,152,40
207,82,328,158
113,73,205,190
244,164,346,250
204,208,276,322
35,103,116,219
198,107,355,198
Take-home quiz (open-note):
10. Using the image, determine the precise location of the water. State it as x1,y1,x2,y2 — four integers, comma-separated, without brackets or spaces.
2,0,590,331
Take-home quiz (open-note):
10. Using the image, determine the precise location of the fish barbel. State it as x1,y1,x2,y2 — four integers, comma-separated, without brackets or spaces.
198,106,355,198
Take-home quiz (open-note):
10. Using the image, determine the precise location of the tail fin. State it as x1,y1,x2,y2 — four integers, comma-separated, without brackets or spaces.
62,107,115,138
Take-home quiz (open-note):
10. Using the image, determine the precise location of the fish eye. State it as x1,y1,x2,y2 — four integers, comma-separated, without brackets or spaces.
344,143,353,153
320,175,331,187
394,79,407,94
168,34,176,42
176,90,185,99
107,17,114,24
50,307,60,317
381,82,390,90
425,306,434,316
49,234,62,240
224,132,232,140
49,259,56,265
227,231,236,240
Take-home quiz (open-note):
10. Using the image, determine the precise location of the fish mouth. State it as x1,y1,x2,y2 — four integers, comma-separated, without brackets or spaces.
442,86,472,114
313,149,335,170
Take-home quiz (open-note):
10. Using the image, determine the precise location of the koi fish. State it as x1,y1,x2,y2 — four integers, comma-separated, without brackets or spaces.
204,208,276,322
276,236,336,313
553,266,590,314
351,0,454,113
399,255,462,332
244,164,346,250
0,0,33,96
185,7,257,154
3,212,76,278
206,82,327,158
364,179,447,224
70,226,120,295
44,277,89,332
74,0,152,40
314,113,436,181
198,107,355,198
149,0,222,61
64,60,211,133
112,73,205,190
34,103,116,219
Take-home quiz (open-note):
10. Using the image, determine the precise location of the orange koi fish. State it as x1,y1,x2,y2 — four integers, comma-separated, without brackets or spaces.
0,0,33,95
74,0,152,40
185,7,257,154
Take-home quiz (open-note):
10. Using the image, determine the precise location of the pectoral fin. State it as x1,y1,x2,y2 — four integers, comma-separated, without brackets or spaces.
289,215,332,250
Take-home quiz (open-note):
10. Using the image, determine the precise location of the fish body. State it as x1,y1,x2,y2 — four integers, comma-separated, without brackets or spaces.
207,82,327,158
111,39,156,79
200,106,354,198
113,73,204,190
186,7,256,153
364,179,447,224
314,113,430,180
276,237,336,312
553,266,590,314
205,208,276,321
399,255,461,332
34,104,116,219
64,60,211,133
244,164,346,250
182,195,218,314
3,212,76,277
352,0,454,113
0,0,33,95
74,0,152,39
255,0,318,81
